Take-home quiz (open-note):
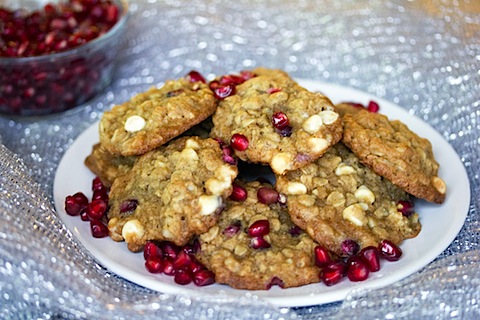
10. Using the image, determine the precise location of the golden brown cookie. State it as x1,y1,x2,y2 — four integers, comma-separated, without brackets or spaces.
275,143,421,256
342,110,446,203
84,143,136,187
197,180,320,290
99,76,216,156
107,136,238,252
210,67,343,175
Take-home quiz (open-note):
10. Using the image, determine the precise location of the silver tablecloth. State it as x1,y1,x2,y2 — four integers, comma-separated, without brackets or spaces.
1,0,479,318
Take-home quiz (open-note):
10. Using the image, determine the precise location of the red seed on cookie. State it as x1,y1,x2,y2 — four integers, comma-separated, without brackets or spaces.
64,192,89,216
247,219,270,237
267,88,282,94
187,70,206,83
250,236,271,249
223,221,242,237
229,183,248,201
230,133,249,151
219,74,245,86
210,81,236,100
397,200,415,216
367,101,380,113
257,186,279,205
239,70,256,81
119,199,139,213
340,239,360,257
272,111,290,130
379,240,402,261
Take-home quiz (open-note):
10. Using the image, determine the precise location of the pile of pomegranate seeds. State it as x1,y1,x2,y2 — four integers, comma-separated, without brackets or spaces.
64,176,110,238
344,100,380,113
143,240,215,287
316,239,403,286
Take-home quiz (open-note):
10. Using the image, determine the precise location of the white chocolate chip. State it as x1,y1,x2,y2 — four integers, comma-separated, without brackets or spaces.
180,148,199,161
318,110,339,125
124,115,146,133
432,176,446,194
121,219,145,243
302,115,323,134
309,137,329,153
354,185,375,204
198,195,221,215
271,152,292,174
335,163,355,176
185,138,200,149
287,182,307,195
342,204,368,226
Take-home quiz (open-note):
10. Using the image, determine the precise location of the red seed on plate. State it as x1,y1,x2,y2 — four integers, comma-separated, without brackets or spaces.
90,219,109,238
379,240,403,261
144,241,162,261
314,245,332,267
321,261,347,286
86,199,107,220
359,246,381,272
193,269,215,286
64,192,89,216
145,256,163,273
346,256,370,282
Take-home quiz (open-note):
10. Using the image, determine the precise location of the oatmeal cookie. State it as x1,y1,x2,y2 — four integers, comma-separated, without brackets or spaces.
334,102,363,117
84,143,136,187
342,110,446,203
210,67,343,175
107,136,238,252
99,76,216,156
275,143,421,256
197,180,320,290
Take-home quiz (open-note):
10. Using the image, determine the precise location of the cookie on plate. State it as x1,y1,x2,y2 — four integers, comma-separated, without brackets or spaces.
342,110,446,203
107,136,238,252
275,143,421,256
99,76,216,156
196,180,320,290
84,143,137,187
210,67,343,175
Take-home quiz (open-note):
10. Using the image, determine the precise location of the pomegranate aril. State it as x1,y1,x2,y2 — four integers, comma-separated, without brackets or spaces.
247,219,270,237
183,239,201,255
321,261,347,286
257,187,279,205
173,250,193,269
397,200,415,216
80,209,90,221
267,88,282,94
145,256,163,274
86,199,107,220
359,246,381,272
174,269,193,285
314,245,332,267
189,257,205,274
223,221,242,237
186,70,206,83
341,239,360,257
92,187,108,202
347,256,370,282
221,145,237,165
210,81,236,100
119,199,139,213
276,125,292,137
64,192,89,216
229,183,248,201
230,133,249,151
367,101,380,113
160,242,180,260
289,225,302,237
162,259,175,276
90,219,109,238
219,74,245,86
193,269,215,286
240,70,256,81
250,236,271,249
379,240,403,261
272,111,290,130
144,241,162,260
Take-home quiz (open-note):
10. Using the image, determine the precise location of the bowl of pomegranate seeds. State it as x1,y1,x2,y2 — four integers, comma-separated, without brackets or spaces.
0,0,129,116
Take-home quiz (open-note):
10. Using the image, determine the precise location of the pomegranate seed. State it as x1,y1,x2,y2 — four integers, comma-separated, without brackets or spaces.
359,246,381,272
90,219,109,238
289,225,302,237
247,220,270,237
367,101,380,113
221,145,237,165
160,242,180,260
92,187,108,202
186,70,206,83
174,269,192,285
162,259,175,276
267,88,282,94
193,269,215,286
219,74,245,86
347,256,370,282
266,276,285,289
80,209,90,221
223,221,242,237
144,241,162,260
271,111,290,130
229,183,248,201
189,257,205,274
257,187,279,205
321,261,347,286
64,192,89,216
379,240,403,261
341,239,360,257
250,236,271,249
230,133,249,151
210,81,236,100
86,199,107,220
276,125,293,137
119,199,139,213
240,70,256,81
314,246,332,267
397,200,415,216
145,256,163,273
183,239,201,255
173,250,193,270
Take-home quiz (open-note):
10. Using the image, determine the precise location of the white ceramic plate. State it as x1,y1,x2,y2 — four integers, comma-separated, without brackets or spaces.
53,80,470,307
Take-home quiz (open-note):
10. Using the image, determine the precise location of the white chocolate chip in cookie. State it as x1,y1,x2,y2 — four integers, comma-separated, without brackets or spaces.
122,219,145,244
185,138,201,149
432,176,446,194
318,110,339,125
271,152,293,174
342,203,368,226
309,138,329,153
125,115,146,133
302,115,323,134
199,195,222,215
354,185,375,204
286,181,307,195
335,162,355,176
180,148,199,161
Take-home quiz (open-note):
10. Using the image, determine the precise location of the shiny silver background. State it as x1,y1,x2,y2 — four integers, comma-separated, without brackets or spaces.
0,0,479,318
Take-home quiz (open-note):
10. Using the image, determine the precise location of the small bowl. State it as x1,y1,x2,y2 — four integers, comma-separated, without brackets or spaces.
0,0,129,117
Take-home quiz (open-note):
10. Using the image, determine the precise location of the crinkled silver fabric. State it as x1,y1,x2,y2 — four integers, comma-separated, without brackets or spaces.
0,0,479,319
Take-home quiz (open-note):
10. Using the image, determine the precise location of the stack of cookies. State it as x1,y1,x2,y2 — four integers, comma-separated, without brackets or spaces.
85,68,446,290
